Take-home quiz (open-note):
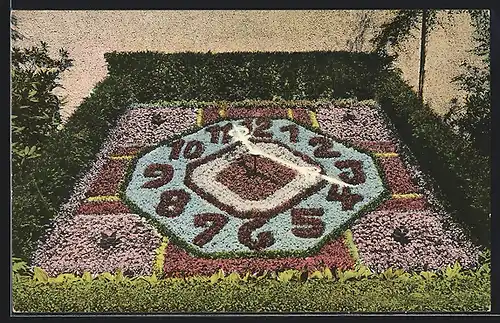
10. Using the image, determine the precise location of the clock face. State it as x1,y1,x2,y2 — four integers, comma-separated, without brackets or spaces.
124,117,386,256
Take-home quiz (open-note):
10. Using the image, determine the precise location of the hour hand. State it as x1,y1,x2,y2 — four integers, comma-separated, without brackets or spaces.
228,124,355,188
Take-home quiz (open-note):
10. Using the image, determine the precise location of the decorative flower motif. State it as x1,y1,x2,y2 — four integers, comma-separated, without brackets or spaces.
316,105,394,142
113,107,197,147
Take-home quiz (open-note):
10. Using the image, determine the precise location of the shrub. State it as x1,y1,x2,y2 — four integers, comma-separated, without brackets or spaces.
445,9,490,157
11,74,136,260
374,68,490,247
11,40,73,259
12,259,490,312
11,41,73,175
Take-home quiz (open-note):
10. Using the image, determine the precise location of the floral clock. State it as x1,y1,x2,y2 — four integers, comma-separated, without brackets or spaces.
33,103,480,278
124,117,387,256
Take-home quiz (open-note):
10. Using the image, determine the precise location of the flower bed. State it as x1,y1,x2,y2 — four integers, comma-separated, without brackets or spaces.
351,210,478,272
33,100,480,277
33,213,161,277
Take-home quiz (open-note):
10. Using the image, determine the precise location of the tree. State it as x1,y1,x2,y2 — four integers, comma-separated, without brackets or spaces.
11,15,74,175
371,10,438,102
445,10,490,156
11,14,74,259
417,10,428,101
372,9,490,156
11,13,24,41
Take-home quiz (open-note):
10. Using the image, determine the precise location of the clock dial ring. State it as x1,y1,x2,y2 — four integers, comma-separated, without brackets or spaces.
123,117,388,256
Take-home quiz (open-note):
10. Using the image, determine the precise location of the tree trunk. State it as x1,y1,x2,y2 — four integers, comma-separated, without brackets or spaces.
418,10,428,102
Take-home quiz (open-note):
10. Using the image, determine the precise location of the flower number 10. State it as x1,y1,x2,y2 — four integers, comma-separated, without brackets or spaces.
169,139,205,160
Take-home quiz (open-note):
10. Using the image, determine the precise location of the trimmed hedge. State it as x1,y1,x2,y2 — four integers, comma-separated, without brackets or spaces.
374,69,491,247
104,51,389,103
12,261,491,313
12,51,490,262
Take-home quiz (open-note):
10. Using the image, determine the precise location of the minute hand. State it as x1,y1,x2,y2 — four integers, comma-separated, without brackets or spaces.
228,125,355,188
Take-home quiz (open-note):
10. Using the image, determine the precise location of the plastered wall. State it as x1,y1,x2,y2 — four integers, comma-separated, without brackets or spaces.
12,10,484,121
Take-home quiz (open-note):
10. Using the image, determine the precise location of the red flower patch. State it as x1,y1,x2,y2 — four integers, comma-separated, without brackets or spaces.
86,159,130,197
291,208,325,238
377,197,429,211
292,108,312,127
351,141,398,153
142,163,174,189
216,154,297,200
76,201,131,215
156,189,191,218
378,157,418,194
226,107,288,119
327,184,364,211
163,238,354,277
193,213,229,247
335,159,366,185
202,107,220,125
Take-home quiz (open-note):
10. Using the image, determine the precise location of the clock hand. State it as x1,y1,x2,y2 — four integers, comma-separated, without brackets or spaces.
228,125,355,188
236,155,283,185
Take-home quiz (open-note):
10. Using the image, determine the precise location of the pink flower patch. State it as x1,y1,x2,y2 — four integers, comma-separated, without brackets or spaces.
378,157,418,194
85,159,130,197
76,201,131,215
163,238,354,277
351,210,479,272
316,106,393,141
113,107,197,147
33,214,162,277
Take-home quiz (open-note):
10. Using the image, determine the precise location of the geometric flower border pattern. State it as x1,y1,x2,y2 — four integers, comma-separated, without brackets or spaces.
33,100,480,277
